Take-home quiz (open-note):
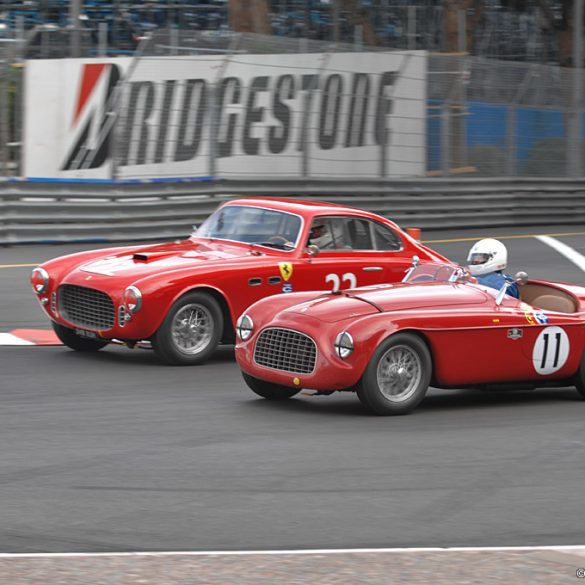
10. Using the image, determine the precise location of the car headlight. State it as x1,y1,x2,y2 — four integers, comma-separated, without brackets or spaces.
123,286,142,314
31,267,49,294
236,314,254,341
334,331,354,359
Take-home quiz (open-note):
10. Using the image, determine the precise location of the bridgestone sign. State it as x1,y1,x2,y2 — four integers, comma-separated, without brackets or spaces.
23,52,427,180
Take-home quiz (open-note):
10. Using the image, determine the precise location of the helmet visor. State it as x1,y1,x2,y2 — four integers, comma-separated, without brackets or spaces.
468,252,492,265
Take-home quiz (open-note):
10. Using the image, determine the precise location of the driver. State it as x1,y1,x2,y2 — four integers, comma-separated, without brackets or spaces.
466,238,519,299
309,222,333,249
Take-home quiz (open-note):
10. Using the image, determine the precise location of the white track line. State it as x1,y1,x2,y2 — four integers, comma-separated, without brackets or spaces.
1,545,585,558
0,333,34,346
536,235,585,274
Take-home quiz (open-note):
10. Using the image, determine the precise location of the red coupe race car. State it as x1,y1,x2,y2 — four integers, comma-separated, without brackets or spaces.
30,198,447,365
235,260,585,414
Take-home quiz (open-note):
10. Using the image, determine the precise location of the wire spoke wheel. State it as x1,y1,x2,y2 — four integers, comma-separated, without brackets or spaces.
376,344,422,403
357,333,431,415
171,303,214,355
152,291,223,365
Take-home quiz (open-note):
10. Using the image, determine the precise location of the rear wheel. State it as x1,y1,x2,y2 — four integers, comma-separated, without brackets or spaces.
575,351,585,399
151,291,223,365
52,322,108,352
356,332,431,415
242,372,300,400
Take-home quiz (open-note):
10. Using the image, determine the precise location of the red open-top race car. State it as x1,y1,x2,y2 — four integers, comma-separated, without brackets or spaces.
30,198,446,365
235,259,585,414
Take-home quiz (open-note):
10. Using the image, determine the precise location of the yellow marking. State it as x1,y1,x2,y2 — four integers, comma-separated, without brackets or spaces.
492,319,500,323
293,377,301,386
423,232,585,244
0,263,38,269
279,262,293,282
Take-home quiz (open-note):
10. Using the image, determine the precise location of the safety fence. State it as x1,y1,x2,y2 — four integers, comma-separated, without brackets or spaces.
2,177,585,245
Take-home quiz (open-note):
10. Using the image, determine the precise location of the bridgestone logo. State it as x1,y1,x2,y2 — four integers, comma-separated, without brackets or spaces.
118,71,396,166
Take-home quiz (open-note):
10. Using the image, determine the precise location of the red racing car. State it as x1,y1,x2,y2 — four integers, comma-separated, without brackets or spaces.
30,198,446,365
235,259,585,414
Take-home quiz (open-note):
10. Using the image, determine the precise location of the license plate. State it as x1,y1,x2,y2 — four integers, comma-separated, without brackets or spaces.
75,328,98,340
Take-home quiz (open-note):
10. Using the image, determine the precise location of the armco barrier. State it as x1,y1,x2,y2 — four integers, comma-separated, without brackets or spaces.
1,177,585,245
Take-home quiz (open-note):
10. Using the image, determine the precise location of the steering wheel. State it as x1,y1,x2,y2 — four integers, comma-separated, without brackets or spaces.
267,235,290,246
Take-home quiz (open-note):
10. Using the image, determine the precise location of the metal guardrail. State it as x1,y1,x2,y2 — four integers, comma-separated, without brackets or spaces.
1,177,585,245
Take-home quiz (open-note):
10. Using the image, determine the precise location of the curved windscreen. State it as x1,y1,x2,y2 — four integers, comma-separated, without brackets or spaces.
403,263,470,284
194,205,302,250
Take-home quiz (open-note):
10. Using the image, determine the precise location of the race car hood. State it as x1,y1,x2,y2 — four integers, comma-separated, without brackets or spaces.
76,240,263,279
286,283,488,323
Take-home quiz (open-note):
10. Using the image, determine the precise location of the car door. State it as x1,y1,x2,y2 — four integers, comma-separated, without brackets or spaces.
291,216,399,293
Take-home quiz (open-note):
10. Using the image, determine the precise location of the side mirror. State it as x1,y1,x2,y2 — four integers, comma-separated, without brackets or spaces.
412,255,420,267
514,271,528,286
306,244,320,257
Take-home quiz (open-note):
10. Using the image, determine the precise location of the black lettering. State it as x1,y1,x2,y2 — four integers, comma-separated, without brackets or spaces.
154,80,176,163
374,71,396,146
345,73,370,147
268,75,295,154
243,76,269,156
119,81,155,166
174,79,207,162
217,77,241,158
319,74,343,150
298,74,319,152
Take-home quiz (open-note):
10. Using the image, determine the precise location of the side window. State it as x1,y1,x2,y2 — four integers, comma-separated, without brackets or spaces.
372,222,402,251
308,217,352,250
347,219,374,250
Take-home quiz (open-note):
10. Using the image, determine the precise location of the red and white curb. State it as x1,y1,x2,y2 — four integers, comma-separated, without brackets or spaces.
0,329,61,346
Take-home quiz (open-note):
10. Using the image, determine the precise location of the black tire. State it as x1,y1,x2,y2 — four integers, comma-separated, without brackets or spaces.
52,322,108,352
242,372,301,400
151,291,223,365
575,351,585,399
356,332,431,415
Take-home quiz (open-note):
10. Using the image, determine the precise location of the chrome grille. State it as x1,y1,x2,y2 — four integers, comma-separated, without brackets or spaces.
59,285,115,330
254,328,316,374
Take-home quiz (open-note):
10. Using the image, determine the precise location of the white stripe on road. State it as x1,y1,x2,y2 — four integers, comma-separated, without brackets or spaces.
535,235,585,274
0,333,34,346
0,545,585,558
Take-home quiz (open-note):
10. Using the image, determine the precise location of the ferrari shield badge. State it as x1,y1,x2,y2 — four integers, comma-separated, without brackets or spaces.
507,328,523,340
279,262,293,282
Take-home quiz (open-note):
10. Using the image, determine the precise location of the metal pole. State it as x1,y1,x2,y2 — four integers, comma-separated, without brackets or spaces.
69,0,82,58
332,0,339,43
407,5,416,50
569,0,584,176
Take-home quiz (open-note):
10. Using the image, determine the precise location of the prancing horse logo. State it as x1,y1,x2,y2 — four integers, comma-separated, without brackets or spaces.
279,262,293,282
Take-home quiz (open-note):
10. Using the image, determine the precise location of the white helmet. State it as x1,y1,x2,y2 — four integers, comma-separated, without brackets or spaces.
466,238,508,277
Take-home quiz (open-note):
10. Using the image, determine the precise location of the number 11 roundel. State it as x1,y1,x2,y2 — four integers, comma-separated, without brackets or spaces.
532,326,570,375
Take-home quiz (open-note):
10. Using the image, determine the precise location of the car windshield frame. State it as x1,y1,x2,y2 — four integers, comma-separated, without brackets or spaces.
402,263,469,284
192,205,304,252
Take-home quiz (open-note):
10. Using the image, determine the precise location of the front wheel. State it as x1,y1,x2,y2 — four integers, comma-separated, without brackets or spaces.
52,322,109,352
356,332,431,415
151,291,223,365
242,372,300,400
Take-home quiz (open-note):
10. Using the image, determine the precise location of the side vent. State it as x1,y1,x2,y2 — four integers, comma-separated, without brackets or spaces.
248,278,262,287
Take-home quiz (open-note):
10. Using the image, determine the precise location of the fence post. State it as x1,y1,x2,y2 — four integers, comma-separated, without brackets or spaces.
441,103,451,176
506,105,517,176
568,0,584,177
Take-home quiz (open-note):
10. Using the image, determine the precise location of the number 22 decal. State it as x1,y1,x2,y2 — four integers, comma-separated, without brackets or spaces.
325,272,357,292
532,326,570,375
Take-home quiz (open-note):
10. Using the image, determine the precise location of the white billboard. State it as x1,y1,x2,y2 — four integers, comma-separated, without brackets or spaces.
23,52,427,180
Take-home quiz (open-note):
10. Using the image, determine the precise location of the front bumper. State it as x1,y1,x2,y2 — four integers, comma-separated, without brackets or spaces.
235,327,364,391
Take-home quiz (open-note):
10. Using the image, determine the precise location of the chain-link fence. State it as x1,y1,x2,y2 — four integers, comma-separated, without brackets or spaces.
5,29,585,179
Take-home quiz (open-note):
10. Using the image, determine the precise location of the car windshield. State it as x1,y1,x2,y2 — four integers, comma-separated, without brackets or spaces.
193,205,302,250
403,263,468,284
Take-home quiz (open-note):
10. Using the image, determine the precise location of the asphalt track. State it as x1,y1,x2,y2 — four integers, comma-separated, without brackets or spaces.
1,226,585,582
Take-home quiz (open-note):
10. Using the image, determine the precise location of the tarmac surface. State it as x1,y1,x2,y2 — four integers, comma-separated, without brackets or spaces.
1,225,584,583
